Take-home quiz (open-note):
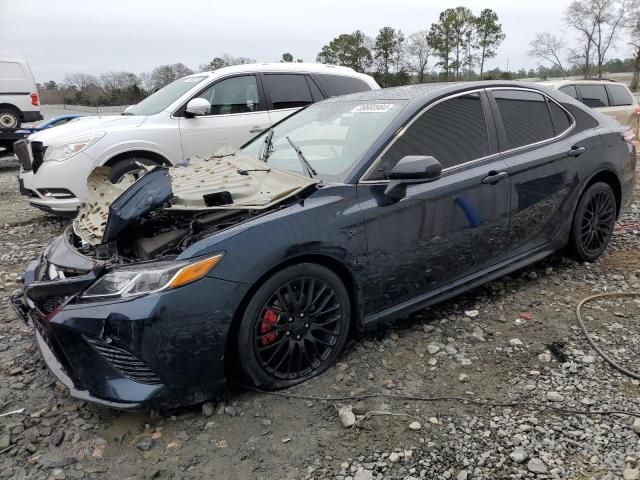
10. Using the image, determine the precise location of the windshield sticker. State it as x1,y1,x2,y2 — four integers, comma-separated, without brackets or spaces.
351,104,395,113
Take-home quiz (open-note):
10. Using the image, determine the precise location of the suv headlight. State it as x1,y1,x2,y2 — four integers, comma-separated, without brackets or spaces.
81,253,223,299
44,132,106,162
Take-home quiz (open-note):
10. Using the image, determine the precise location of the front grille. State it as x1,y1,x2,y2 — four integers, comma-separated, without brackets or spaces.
84,336,162,385
39,296,67,315
31,142,46,173
14,140,32,170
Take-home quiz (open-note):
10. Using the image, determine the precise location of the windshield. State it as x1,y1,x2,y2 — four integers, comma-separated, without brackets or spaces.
125,76,207,116
242,100,407,182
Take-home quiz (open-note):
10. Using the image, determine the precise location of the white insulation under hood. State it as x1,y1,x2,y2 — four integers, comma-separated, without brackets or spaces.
74,148,319,245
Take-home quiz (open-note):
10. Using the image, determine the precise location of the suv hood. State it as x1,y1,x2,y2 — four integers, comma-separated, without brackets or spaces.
74,147,319,245
28,115,147,145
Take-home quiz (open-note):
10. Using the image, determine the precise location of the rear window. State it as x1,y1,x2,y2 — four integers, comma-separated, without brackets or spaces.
607,84,633,106
577,85,610,108
493,90,555,149
317,74,371,96
262,74,312,110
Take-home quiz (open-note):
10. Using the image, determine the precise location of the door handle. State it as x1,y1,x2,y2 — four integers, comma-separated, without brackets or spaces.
249,126,265,133
481,171,508,185
567,146,586,157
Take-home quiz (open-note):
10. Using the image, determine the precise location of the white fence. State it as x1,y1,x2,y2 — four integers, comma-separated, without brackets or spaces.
42,104,128,114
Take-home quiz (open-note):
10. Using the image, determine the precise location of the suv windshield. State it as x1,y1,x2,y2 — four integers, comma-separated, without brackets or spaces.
125,76,207,116
242,100,407,182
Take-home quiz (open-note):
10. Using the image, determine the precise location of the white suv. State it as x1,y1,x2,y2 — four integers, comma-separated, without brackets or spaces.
16,63,379,216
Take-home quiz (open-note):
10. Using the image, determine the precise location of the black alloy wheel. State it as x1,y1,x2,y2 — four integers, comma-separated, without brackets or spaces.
568,182,617,262
236,264,350,389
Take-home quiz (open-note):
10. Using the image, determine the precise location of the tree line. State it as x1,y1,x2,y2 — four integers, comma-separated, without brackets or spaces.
528,0,640,88
316,7,505,87
38,1,640,106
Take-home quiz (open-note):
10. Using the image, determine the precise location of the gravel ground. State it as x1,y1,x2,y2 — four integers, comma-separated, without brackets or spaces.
1,159,640,480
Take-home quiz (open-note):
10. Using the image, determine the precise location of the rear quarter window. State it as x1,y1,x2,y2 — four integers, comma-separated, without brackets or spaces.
548,101,573,135
317,74,371,97
607,84,633,106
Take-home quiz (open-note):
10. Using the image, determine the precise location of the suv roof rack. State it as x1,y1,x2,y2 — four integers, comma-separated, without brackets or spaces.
581,77,616,82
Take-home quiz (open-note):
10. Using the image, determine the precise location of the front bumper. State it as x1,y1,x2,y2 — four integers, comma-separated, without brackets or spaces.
10,235,250,409
18,150,95,215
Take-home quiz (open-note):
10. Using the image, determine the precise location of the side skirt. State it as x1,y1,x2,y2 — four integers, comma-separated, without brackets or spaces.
362,245,556,328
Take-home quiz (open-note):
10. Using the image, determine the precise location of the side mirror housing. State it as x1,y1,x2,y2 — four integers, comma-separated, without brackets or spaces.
185,98,211,117
384,155,442,200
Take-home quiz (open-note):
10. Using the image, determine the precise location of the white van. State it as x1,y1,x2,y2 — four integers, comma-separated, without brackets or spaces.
16,63,379,216
0,58,43,129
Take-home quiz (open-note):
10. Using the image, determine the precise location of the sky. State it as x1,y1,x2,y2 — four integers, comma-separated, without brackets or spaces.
0,0,634,83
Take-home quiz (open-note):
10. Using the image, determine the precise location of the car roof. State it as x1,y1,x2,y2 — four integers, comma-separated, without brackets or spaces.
541,79,627,88
321,80,559,103
186,62,367,79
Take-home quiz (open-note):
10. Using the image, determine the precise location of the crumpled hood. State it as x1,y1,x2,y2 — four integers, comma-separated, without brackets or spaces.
73,147,319,245
28,115,147,145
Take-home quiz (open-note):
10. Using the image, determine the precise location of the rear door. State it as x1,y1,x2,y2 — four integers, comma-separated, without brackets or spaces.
488,88,584,255
261,73,319,125
357,91,512,316
178,74,271,158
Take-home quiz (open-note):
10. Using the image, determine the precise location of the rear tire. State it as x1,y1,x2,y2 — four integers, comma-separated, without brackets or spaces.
108,157,161,184
236,263,351,390
0,108,20,130
567,182,617,262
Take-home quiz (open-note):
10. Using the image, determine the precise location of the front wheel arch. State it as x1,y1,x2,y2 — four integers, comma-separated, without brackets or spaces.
103,150,171,168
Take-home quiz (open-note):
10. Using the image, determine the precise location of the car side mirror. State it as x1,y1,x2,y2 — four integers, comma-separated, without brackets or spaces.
384,155,442,200
185,98,211,117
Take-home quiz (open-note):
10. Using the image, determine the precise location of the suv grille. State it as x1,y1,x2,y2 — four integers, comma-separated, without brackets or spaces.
84,336,162,385
14,140,32,170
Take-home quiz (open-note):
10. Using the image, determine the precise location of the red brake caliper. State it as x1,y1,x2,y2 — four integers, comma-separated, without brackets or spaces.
260,309,279,345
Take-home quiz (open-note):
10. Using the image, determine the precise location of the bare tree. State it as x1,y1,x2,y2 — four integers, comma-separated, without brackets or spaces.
63,73,100,90
566,0,630,78
406,31,431,83
628,0,640,90
528,32,567,77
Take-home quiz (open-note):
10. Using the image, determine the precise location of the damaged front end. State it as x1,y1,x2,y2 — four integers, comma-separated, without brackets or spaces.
11,148,319,408
73,147,318,263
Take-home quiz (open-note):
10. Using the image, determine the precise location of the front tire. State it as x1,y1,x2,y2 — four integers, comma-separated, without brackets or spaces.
567,181,617,262
0,108,20,130
236,264,351,390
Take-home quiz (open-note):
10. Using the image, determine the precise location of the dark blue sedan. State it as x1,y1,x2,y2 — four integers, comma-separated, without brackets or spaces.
11,81,636,409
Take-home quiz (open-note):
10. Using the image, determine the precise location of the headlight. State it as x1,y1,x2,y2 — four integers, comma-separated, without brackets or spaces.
81,253,223,299
43,132,106,162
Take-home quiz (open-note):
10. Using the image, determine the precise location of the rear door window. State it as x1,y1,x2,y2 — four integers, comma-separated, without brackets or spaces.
372,92,490,179
493,90,555,149
317,74,371,97
577,85,610,108
607,84,633,106
559,85,578,99
262,74,313,110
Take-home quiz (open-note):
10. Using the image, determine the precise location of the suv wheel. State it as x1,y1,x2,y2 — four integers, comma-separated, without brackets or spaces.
0,108,20,129
108,157,162,184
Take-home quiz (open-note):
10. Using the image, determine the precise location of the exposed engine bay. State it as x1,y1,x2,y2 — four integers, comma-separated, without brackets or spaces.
71,148,319,264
